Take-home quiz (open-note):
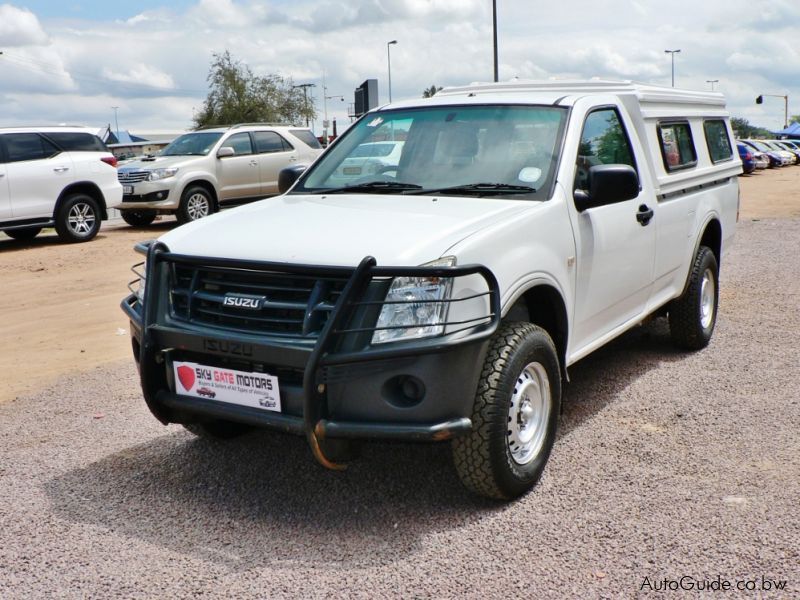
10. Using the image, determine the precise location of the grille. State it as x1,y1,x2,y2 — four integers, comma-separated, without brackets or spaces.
118,170,150,184
168,263,350,338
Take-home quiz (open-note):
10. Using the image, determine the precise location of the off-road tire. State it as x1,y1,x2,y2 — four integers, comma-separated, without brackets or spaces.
452,322,561,500
5,227,42,241
183,421,250,440
120,209,157,227
668,245,719,350
55,194,101,242
177,186,213,224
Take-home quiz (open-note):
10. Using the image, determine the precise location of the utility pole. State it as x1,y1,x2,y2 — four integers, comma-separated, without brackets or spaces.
293,83,316,128
322,71,344,146
387,40,398,103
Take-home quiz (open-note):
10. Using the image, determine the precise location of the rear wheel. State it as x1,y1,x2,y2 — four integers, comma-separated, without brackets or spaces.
4,227,42,241
120,209,157,227
55,194,101,242
668,246,719,350
177,186,213,224
452,322,561,500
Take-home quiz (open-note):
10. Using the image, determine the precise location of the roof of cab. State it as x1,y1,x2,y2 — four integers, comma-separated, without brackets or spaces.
380,79,727,113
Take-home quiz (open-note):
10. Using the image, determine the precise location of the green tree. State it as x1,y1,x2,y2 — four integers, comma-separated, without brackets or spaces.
193,51,315,129
422,85,443,98
731,117,773,138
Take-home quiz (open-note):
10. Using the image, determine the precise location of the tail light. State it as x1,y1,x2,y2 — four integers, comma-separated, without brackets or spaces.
745,152,752,160
101,156,118,168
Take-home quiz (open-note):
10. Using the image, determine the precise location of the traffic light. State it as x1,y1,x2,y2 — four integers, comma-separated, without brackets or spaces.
756,95,763,104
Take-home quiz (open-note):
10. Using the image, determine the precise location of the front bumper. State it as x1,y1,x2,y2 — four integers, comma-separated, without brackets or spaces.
114,181,178,210
123,243,500,466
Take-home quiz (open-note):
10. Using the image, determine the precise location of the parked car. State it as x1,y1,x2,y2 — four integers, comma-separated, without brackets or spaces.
761,140,798,165
771,140,800,164
741,139,789,167
737,142,756,174
0,126,121,242
113,124,323,226
123,81,740,500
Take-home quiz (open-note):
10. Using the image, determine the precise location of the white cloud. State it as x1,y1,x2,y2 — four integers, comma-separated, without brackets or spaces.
1,0,800,132
0,4,49,46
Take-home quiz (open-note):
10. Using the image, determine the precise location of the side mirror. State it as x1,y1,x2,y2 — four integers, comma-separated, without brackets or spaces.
278,165,307,193
574,164,639,212
217,146,235,158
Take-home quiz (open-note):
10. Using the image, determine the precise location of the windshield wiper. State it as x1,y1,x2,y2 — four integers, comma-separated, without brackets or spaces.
410,182,536,196
314,181,423,194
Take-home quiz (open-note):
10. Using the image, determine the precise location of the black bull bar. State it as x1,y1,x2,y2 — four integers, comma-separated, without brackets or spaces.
133,241,501,470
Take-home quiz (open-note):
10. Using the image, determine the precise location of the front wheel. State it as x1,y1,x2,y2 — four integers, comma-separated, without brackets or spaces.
668,246,719,350
177,186,214,224
55,194,101,242
452,322,561,500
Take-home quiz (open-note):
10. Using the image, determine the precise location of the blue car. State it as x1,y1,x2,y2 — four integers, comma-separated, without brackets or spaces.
737,143,756,174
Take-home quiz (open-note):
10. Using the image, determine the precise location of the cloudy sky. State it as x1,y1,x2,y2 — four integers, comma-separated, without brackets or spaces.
1,0,799,136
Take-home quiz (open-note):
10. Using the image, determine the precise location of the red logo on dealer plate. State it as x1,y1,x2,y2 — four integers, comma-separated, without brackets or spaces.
177,365,195,391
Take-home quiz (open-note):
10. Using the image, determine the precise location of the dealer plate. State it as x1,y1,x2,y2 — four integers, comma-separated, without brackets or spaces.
342,166,362,175
173,360,281,412
123,185,134,195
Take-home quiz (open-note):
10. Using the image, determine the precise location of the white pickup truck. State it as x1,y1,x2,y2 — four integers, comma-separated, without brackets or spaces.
123,80,740,500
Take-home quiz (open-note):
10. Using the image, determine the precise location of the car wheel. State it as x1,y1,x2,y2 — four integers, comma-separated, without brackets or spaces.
5,227,42,241
452,322,561,500
55,194,101,243
668,245,719,350
183,420,250,440
120,209,157,227
177,186,213,224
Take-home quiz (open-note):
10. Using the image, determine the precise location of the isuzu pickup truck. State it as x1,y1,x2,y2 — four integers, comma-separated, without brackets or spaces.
123,80,740,500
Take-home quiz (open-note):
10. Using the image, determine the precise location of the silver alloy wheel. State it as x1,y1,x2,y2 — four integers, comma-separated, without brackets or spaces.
186,192,210,221
507,361,551,465
700,267,716,329
67,201,96,237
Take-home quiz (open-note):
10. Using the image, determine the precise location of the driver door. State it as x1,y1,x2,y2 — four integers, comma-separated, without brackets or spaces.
216,132,261,201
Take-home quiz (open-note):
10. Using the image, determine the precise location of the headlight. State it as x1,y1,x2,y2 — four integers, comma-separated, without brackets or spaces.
146,167,178,181
372,257,455,345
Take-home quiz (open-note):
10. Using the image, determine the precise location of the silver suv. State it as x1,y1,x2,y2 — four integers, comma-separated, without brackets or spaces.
113,124,323,226
0,126,121,243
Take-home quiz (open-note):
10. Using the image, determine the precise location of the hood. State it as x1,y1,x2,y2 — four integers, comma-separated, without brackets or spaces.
158,193,532,267
119,155,197,171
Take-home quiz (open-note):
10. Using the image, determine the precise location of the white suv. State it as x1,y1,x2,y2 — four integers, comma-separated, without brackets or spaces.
0,126,121,242
113,124,323,226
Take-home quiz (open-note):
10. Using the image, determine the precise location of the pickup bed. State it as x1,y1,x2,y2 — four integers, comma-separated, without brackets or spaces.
123,80,740,500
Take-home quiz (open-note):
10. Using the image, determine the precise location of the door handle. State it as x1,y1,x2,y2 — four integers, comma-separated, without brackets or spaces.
53,166,70,173
289,156,298,162
636,204,654,226
249,160,258,166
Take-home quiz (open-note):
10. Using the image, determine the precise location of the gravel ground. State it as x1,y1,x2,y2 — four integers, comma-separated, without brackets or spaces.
1,218,798,599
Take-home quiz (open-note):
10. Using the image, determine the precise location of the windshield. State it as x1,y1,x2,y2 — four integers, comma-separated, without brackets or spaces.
160,132,223,156
295,105,567,199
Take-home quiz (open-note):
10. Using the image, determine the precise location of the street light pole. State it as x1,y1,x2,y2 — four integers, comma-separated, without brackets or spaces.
756,94,789,129
706,79,719,91
664,49,681,87
492,0,499,82
387,40,398,103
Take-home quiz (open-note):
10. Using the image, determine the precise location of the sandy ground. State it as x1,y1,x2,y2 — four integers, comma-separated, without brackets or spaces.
0,167,796,404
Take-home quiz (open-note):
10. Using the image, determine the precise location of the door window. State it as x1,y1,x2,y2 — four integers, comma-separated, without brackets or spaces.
3,133,61,163
575,108,636,190
254,131,290,154
224,133,253,155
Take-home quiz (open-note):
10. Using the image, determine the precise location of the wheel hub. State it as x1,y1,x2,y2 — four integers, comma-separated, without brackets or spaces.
700,267,716,329
507,361,551,465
